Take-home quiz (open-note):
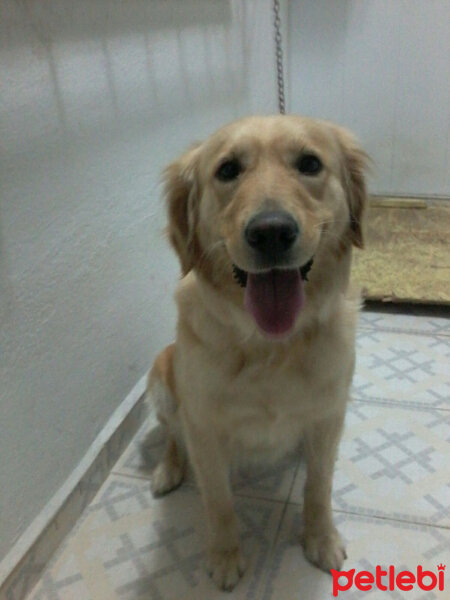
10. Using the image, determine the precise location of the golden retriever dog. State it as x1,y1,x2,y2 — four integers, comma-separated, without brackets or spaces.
147,115,367,590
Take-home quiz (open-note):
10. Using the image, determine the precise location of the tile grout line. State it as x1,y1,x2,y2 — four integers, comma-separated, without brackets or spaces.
351,396,450,412
270,460,302,550
331,508,450,532
250,467,303,599
250,460,304,597
357,325,450,338
283,499,450,532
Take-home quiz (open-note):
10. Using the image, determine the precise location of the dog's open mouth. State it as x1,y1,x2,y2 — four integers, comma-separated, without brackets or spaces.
232,259,313,337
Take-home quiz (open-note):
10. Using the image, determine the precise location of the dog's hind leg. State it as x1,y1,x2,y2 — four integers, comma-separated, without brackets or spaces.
151,427,185,497
146,344,186,497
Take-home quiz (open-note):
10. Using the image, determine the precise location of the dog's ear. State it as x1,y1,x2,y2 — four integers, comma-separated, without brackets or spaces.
163,143,202,275
334,127,369,249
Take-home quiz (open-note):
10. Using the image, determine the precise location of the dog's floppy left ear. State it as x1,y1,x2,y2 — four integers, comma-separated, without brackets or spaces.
163,143,202,275
334,127,369,249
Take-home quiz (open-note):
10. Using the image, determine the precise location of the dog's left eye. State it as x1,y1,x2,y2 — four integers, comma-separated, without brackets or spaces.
296,154,323,176
215,159,242,182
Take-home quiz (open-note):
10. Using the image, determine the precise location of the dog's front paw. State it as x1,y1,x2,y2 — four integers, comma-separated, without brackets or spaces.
302,528,347,572
207,547,246,591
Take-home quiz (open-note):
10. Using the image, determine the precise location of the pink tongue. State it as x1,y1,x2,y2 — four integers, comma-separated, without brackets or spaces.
244,269,304,337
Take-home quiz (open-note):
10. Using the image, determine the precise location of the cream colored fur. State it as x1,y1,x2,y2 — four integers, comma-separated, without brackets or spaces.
146,116,368,591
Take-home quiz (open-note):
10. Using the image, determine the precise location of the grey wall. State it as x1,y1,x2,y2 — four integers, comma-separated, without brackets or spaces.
0,0,277,562
288,0,450,197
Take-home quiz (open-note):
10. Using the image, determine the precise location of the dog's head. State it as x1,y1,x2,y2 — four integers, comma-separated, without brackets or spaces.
164,116,368,338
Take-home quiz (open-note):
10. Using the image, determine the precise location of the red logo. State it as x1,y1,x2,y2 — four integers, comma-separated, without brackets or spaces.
331,564,445,596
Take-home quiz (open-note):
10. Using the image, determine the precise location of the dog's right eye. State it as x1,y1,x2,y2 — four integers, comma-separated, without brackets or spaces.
215,159,242,182
296,154,323,176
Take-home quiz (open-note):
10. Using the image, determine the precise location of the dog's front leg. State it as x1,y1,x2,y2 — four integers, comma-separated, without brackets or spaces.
302,410,347,572
181,411,245,591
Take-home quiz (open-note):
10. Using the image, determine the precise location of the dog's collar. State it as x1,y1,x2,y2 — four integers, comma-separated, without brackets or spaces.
232,258,314,288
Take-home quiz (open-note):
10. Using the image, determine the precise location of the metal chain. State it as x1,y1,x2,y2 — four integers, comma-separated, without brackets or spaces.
273,0,286,114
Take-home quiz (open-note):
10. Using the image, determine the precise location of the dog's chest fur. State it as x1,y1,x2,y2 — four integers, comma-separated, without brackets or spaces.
218,339,351,460
175,276,356,462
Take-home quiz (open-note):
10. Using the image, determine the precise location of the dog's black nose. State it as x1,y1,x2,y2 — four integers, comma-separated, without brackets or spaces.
245,211,299,257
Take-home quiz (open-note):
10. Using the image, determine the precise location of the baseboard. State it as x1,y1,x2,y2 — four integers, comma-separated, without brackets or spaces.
0,375,149,600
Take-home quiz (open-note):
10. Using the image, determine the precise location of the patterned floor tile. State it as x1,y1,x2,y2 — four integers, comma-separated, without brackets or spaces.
359,311,450,336
353,330,450,409
111,416,164,481
260,505,450,600
290,402,450,526
27,474,286,600
112,416,300,503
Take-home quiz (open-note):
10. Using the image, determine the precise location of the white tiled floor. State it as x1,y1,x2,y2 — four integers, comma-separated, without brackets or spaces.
26,310,450,599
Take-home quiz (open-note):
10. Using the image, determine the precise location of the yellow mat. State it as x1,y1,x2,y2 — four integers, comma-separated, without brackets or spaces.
351,199,450,304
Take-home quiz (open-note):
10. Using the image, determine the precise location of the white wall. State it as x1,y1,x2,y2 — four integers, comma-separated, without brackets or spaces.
0,0,278,562
288,0,450,197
